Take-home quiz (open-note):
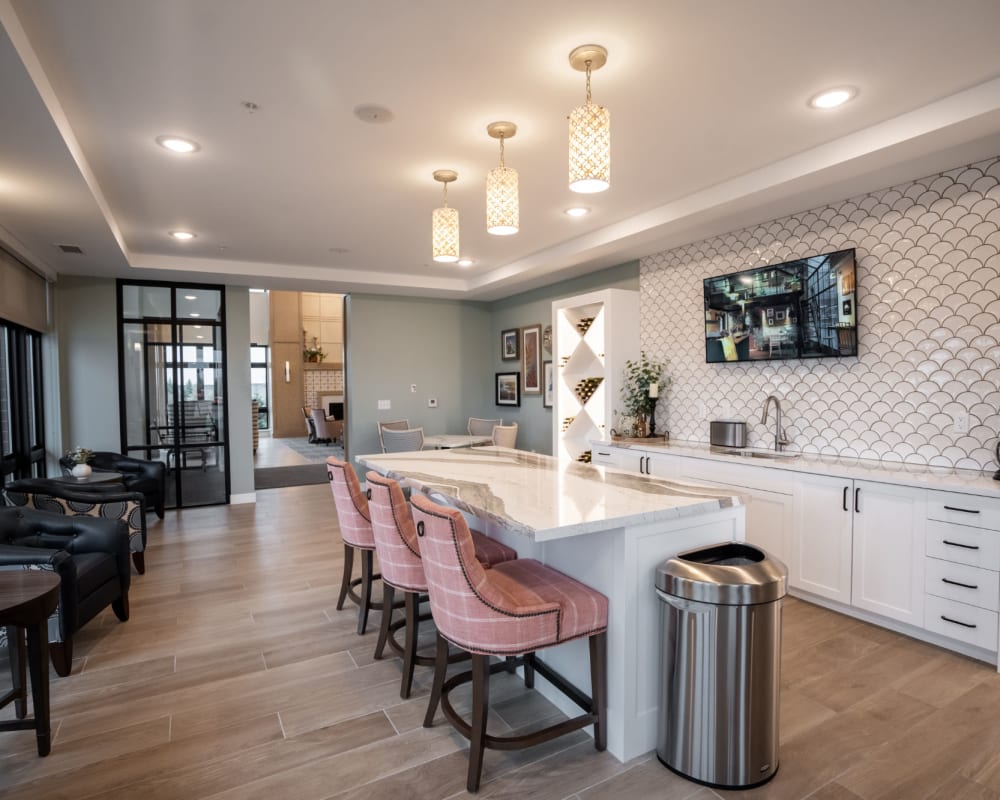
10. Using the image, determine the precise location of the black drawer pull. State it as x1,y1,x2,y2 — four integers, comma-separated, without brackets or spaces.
943,505,980,514
942,577,979,590
942,540,979,550
597,452,610,456
940,615,977,629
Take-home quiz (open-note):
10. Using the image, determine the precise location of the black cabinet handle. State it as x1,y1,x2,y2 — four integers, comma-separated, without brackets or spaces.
943,505,980,514
843,486,848,511
943,540,979,550
941,615,977,629
597,451,610,456
854,487,860,513
942,577,979,590
643,456,650,474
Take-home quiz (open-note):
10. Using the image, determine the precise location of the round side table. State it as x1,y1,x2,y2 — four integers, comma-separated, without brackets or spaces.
0,571,61,756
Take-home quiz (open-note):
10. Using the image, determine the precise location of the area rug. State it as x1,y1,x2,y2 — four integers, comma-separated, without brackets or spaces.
254,463,329,489
276,437,344,464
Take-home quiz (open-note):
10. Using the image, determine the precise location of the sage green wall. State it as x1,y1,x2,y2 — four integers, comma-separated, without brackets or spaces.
225,287,255,499
55,276,120,453
345,294,491,458
483,261,640,454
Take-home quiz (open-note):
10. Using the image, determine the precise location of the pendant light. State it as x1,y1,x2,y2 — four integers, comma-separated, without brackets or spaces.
431,169,459,263
568,44,610,194
486,121,519,236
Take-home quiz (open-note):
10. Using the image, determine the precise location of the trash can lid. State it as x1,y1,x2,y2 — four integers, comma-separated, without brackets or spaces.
655,542,787,605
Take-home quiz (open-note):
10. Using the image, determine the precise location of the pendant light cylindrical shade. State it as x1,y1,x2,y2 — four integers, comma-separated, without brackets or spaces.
431,169,459,263
486,121,519,236
568,44,610,194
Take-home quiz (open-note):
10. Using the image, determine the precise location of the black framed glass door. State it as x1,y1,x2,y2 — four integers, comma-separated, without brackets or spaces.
118,281,229,507
0,320,45,485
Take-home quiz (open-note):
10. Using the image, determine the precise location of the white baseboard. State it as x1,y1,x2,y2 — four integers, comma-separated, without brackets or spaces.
230,492,257,505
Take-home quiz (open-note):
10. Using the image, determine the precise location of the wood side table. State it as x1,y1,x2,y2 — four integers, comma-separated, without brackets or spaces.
0,571,61,756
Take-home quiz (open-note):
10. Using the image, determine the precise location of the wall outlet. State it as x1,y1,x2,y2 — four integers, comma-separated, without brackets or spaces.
953,412,969,434
410,384,417,393
428,397,438,408
378,400,391,410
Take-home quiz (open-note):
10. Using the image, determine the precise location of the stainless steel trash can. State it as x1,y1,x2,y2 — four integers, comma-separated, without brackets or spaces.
655,542,787,789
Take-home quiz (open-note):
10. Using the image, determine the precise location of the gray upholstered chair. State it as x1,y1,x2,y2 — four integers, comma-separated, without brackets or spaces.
310,408,339,444
381,427,424,453
492,423,518,448
377,420,410,452
467,417,502,437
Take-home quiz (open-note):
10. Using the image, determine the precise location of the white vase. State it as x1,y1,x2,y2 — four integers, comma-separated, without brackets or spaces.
71,463,92,479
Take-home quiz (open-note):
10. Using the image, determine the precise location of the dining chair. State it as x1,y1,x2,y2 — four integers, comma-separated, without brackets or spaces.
381,427,425,453
310,408,334,444
365,471,517,698
302,407,317,442
467,417,501,437
491,422,518,448
411,494,608,793
377,419,410,452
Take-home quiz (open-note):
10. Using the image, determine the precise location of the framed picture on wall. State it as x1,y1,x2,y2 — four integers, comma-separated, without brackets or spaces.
543,361,553,408
496,372,520,406
521,324,542,395
501,328,519,361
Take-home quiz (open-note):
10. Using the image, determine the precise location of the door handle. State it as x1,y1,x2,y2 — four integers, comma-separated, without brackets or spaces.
854,487,860,513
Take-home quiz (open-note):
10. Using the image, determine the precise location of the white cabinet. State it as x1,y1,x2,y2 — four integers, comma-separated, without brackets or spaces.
795,474,925,625
552,289,639,463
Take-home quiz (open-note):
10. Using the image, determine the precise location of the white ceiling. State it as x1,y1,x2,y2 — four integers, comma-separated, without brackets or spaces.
2,0,1000,300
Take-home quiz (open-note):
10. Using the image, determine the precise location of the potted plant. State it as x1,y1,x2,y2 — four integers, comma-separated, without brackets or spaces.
303,335,326,363
65,446,95,479
620,353,669,438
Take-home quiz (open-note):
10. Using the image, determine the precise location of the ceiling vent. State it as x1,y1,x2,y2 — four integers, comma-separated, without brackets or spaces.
55,244,84,254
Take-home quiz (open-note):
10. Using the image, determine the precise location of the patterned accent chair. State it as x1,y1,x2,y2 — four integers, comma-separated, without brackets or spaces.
310,408,343,445
410,494,608,793
380,427,424,454
467,418,501,437
365,471,517,698
491,423,518,448
376,420,409,452
325,457,396,635
59,451,166,519
0,506,131,676
4,479,148,575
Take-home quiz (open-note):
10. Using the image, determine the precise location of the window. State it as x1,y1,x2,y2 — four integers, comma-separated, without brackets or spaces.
0,319,45,485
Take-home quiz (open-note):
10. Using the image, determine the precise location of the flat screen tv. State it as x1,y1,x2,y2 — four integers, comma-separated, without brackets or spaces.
703,248,858,363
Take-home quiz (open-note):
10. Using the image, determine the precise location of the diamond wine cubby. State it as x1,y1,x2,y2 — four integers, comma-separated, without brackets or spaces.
552,288,640,462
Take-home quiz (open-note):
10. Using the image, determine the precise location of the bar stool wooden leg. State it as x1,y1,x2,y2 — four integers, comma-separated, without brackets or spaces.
589,631,608,752
358,549,375,635
401,591,420,699
26,619,51,757
374,584,395,660
423,633,449,728
336,544,355,611
468,653,491,793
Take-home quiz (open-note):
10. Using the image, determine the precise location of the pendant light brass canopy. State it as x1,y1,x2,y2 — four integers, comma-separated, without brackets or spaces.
486,121,519,236
431,169,459,263
568,44,610,194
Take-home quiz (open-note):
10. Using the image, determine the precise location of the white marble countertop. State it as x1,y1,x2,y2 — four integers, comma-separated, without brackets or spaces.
356,447,744,542
592,439,1000,497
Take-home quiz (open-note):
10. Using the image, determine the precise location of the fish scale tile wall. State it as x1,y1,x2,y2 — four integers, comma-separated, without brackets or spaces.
641,155,1000,471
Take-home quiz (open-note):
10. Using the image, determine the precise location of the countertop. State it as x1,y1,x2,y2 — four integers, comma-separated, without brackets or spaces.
592,438,1000,497
356,446,744,541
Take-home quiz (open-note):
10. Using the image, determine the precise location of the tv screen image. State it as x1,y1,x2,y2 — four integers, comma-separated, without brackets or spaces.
703,248,858,363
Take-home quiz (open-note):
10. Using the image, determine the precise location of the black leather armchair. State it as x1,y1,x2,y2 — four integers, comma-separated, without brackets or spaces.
59,451,166,519
4,478,149,574
0,507,130,676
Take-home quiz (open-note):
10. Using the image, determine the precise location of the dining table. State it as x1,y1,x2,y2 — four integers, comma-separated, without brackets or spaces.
421,433,493,449
356,445,747,762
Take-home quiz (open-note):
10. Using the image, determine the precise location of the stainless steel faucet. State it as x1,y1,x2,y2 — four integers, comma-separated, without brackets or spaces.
761,395,789,452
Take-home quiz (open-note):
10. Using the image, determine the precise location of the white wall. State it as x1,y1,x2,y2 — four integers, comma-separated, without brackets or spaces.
641,155,1000,471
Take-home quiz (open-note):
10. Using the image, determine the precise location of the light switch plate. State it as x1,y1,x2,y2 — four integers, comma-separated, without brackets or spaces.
410,384,417,393
378,400,391,410
953,412,969,434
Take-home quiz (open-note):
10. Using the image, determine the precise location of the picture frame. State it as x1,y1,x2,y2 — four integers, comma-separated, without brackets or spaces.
543,361,553,408
495,372,520,407
500,328,520,361
521,324,542,395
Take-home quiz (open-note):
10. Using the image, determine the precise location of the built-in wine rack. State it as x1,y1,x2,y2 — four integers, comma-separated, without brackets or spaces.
562,416,575,432
576,317,595,335
574,377,604,405
577,450,592,463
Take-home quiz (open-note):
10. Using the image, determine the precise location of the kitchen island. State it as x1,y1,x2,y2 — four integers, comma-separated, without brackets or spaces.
356,446,746,761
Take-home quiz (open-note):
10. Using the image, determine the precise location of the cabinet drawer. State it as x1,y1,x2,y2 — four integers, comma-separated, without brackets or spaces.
926,491,1000,531
925,520,1000,570
591,448,619,467
925,558,1000,612
924,595,999,651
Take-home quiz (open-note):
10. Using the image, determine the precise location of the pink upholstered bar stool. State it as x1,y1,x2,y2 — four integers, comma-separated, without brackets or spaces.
326,457,395,635
410,494,608,794
365,471,517,698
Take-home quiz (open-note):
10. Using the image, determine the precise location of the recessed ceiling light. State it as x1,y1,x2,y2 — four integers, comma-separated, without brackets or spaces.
808,86,857,109
353,104,394,124
169,230,196,240
184,294,197,300
193,325,202,329
565,207,590,217
156,135,200,153
457,258,473,267
190,312,200,317
196,335,204,339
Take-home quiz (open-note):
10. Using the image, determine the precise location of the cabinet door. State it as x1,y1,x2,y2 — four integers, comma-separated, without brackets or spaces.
851,480,925,625
795,473,853,603
646,452,680,479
